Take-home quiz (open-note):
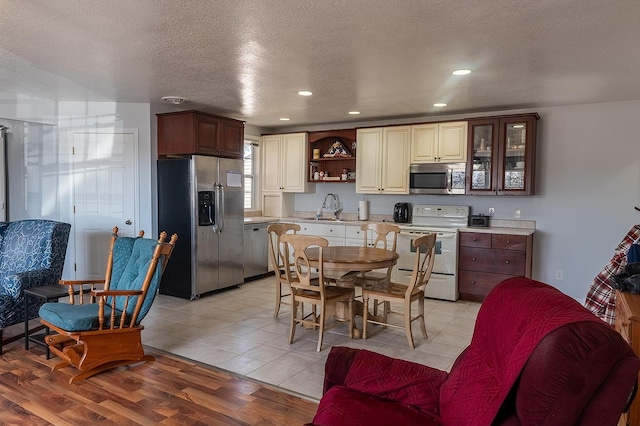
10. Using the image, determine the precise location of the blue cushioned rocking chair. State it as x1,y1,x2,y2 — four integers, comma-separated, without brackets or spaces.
39,227,177,384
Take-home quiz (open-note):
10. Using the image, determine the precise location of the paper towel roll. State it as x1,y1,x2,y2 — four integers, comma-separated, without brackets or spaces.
358,200,369,220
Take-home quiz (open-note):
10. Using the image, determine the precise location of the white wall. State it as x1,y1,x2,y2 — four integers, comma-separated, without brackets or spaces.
293,101,640,301
0,91,57,125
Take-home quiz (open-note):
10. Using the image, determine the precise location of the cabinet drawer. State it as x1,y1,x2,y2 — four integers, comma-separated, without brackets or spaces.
297,223,346,239
459,247,526,275
458,270,516,299
492,234,527,251
345,225,364,240
460,232,491,248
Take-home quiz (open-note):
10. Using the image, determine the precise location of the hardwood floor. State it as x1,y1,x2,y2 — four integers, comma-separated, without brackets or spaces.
0,344,318,425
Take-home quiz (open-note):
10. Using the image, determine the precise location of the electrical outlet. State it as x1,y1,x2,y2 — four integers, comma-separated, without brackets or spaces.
555,269,564,280
515,209,521,219
488,207,495,216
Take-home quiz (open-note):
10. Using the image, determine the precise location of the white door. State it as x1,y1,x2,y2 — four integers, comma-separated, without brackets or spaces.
0,127,6,221
72,130,138,280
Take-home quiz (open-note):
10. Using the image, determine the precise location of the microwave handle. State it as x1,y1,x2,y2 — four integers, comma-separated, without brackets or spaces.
446,168,453,193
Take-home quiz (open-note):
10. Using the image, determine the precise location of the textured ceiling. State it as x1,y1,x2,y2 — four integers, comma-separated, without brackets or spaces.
1,0,639,129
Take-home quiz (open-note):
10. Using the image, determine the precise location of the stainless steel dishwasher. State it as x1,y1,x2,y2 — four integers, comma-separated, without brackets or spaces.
243,222,270,280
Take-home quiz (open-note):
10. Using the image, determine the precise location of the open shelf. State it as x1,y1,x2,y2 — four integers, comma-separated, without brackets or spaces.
308,129,357,183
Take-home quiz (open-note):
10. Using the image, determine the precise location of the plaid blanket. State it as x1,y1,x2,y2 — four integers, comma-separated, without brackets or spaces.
585,225,640,324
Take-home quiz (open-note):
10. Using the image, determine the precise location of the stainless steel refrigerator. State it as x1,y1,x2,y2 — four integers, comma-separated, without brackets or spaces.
157,155,244,299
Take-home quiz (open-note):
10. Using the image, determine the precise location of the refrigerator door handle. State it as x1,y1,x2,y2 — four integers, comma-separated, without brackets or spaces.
214,183,224,233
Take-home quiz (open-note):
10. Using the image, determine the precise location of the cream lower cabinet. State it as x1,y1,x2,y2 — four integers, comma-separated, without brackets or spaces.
410,121,467,163
295,222,346,246
262,132,314,217
356,126,410,194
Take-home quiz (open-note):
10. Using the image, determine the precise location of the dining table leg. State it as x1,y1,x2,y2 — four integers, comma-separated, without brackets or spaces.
331,277,386,340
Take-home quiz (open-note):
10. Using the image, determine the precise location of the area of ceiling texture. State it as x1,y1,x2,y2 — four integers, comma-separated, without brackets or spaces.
1,0,639,129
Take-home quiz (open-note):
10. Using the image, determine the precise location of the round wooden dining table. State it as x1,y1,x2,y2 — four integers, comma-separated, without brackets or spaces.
305,246,398,277
305,246,399,338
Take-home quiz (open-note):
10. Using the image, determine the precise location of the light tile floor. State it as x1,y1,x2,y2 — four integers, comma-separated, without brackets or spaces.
142,276,480,401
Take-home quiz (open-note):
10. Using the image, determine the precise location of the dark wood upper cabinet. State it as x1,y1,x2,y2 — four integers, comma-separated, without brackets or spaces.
157,110,244,159
466,113,539,196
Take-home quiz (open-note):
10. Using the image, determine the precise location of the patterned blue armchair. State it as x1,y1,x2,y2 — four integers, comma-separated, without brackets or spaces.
0,219,71,353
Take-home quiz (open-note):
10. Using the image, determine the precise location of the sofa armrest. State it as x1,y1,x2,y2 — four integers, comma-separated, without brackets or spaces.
323,346,361,393
324,346,447,413
1,269,57,298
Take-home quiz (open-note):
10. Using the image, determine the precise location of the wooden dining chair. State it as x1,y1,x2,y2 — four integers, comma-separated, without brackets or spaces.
362,233,436,349
267,223,301,317
354,223,400,315
354,223,400,287
281,234,354,352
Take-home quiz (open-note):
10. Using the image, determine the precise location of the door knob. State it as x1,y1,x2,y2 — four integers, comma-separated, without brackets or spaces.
125,220,132,225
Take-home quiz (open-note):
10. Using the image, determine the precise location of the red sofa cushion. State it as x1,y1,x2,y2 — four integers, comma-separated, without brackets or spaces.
342,349,446,414
312,385,439,426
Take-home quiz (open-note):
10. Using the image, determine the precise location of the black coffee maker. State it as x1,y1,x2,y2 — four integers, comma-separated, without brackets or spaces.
393,203,410,223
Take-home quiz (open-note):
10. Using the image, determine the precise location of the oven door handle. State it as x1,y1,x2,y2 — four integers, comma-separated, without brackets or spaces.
436,233,457,240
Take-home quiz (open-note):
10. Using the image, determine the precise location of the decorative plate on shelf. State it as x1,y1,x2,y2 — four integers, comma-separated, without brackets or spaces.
323,140,352,158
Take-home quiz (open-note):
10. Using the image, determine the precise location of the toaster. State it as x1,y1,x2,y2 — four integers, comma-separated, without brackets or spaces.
393,203,410,223
468,214,490,227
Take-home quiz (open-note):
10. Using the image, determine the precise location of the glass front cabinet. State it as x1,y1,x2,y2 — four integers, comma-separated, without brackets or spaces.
466,113,539,196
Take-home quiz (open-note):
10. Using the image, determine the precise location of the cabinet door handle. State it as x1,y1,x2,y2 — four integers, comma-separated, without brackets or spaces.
471,281,477,285
472,257,477,261
505,260,510,264
506,240,511,244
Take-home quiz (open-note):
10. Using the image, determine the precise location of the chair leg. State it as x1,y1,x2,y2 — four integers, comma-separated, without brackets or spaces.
317,303,325,352
418,294,428,339
289,300,297,344
348,297,354,339
405,299,415,349
274,278,282,317
362,295,369,340
312,305,318,330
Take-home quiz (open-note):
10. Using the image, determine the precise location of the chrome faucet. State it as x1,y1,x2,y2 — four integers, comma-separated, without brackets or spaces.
321,193,342,220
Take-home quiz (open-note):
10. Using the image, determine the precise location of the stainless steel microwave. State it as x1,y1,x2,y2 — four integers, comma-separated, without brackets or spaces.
409,163,466,195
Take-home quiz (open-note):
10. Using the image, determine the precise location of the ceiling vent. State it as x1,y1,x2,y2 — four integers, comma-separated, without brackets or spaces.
161,96,189,105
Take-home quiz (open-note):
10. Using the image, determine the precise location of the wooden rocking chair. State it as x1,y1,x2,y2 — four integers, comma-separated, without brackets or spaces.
38,227,177,384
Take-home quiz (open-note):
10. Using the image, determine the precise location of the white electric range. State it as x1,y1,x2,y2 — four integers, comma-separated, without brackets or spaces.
394,205,469,301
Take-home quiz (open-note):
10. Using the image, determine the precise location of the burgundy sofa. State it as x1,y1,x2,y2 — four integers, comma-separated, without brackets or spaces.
308,277,640,426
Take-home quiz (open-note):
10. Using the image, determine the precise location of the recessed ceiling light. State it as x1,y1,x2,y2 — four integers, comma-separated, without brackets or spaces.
161,96,189,105
297,91,313,96
452,69,471,76
433,103,447,107
279,117,290,121
348,111,360,115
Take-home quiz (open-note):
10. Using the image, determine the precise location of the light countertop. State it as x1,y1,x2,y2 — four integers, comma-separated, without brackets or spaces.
243,216,278,224
255,216,535,235
460,226,535,236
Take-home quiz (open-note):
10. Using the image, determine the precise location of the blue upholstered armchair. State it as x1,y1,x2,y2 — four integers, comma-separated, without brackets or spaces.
0,219,71,352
